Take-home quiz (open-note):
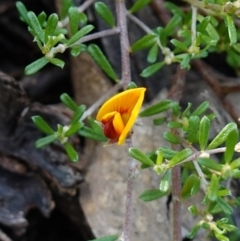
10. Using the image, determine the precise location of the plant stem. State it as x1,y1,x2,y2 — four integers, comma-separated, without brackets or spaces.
171,165,182,241
77,28,120,44
116,0,131,89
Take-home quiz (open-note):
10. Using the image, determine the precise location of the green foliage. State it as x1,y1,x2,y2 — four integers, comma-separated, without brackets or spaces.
95,2,115,28
88,235,119,241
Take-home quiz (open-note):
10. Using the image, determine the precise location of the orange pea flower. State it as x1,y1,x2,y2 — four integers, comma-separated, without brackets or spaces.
96,87,146,145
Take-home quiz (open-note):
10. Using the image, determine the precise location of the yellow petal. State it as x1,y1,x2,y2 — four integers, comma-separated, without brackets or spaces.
102,111,117,124
96,88,146,122
113,112,125,135
118,88,146,145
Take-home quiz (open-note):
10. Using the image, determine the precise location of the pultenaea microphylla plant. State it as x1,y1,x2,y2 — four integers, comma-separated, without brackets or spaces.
16,0,240,241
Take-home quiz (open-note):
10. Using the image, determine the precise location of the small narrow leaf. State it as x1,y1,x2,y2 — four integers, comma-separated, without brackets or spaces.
187,116,200,143
164,14,182,34
170,39,188,51
181,174,200,199
224,128,239,163
32,116,54,134
79,126,107,142
131,34,157,52
45,13,59,43
38,11,47,26
16,1,29,24
153,117,166,125
64,142,78,162
140,62,164,77
163,131,180,144
60,0,73,19
67,25,94,46
25,57,49,75
88,44,118,81
27,11,44,43
182,102,192,117
168,148,192,167
70,44,86,57
49,58,65,68
140,99,172,117
216,197,233,215
159,170,171,192
65,122,84,137
129,148,155,166
139,189,167,202
129,0,152,13
157,147,177,159
147,43,159,63
89,235,119,241
191,101,209,116
35,134,56,148
68,6,79,35
188,225,201,239
60,93,79,111
207,173,219,201
197,158,222,172
208,123,237,149
180,54,191,69
199,116,210,150
226,14,237,45
71,105,86,124
95,2,115,28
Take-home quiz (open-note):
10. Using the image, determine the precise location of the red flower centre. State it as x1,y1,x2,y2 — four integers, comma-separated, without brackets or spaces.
103,117,120,140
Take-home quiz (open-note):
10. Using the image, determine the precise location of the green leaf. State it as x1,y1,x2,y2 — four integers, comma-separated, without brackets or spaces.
88,117,102,132
215,233,229,241
129,0,152,13
153,117,166,125
159,170,171,192
32,116,55,134
181,174,200,199
167,121,182,128
180,54,191,69
197,158,222,171
45,13,59,43
95,2,115,28
60,93,79,111
163,131,180,144
224,128,239,163
216,197,233,215
131,34,157,52
127,81,138,89
27,11,44,43
49,58,65,68
37,11,47,26
208,123,238,149
188,225,201,239
65,122,84,137
191,101,209,116
87,44,118,81
147,43,159,63
68,6,79,35
70,44,86,57
71,105,86,124
187,116,200,143
140,62,164,77
207,173,219,201
168,148,192,167
79,13,88,25
139,189,167,201
129,148,155,166
60,0,73,19
64,142,78,162
35,134,56,148
79,126,107,142
140,99,172,117
226,14,237,45
25,57,49,75
188,205,198,215
182,103,192,117
67,25,94,46
157,147,177,159
230,158,240,169
164,15,182,34
89,235,118,241
199,116,210,150
170,39,188,51
16,2,29,24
